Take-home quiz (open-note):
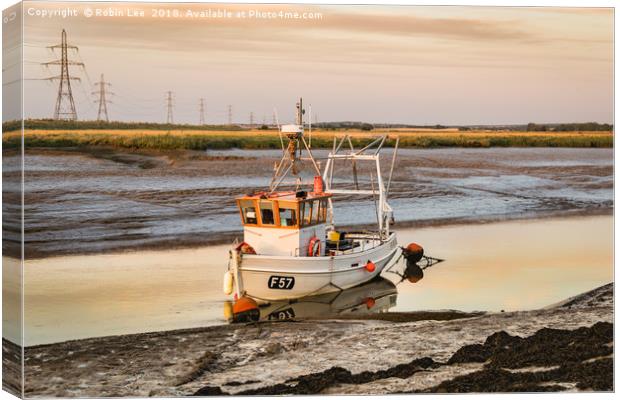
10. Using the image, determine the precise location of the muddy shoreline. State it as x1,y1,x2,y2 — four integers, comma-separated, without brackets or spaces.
3,147,613,259
6,282,612,396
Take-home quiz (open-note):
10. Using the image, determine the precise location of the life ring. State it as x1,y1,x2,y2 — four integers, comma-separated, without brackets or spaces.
308,236,321,257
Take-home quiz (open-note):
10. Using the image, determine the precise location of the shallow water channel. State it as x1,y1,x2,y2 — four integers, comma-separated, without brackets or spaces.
14,215,613,346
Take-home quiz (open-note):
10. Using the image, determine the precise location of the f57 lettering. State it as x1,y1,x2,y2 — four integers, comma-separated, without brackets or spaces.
268,276,295,290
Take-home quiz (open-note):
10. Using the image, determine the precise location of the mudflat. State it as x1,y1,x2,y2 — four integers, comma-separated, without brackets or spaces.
3,147,612,258
11,282,612,397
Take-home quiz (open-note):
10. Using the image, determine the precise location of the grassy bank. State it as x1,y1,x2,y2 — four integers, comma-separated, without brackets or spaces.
2,129,613,150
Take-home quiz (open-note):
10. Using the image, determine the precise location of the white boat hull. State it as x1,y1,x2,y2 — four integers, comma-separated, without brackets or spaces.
238,233,400,301
259,277,398,321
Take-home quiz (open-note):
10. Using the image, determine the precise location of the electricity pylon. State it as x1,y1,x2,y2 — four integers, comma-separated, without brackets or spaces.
249,112,254,129
199,98,206,125
92,74,112,122
43,29,83,120
165,91,174,124
227,105,233,125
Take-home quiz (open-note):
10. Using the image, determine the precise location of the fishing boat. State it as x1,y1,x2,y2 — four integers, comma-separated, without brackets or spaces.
223,98,424,306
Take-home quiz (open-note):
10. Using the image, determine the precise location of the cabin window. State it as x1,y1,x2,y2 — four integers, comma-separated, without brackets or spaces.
279,204,297,227
259,200,276,225
239,199,257,225
301,201,313,227
300,199,329,227
313,200,322,224
317,199,327,223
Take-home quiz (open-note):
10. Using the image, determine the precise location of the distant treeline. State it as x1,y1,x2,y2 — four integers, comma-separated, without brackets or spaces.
1,119,247,133
313,122,376,131
317,122,457,130
308,121,614,132
461,122,613,132
3,132,612,150
525,122,613,132
2,119,613,133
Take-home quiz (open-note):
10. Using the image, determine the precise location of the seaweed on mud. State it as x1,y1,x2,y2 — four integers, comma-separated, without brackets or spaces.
448,321,612,369
199,358,439,395
195,358,438,396
222,380,260,387
192,386,225,396
425,321,613,393
426,357,612,393
192,322,613,395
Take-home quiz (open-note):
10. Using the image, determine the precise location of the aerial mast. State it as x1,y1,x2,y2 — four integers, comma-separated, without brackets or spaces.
268,97,320,192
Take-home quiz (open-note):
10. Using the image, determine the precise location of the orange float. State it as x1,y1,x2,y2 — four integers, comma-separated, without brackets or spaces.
232,296,260,323
403,243,424,263
365,261,376,272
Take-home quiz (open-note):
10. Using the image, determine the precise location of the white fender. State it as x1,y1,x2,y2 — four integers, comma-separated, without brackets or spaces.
223,270,234,295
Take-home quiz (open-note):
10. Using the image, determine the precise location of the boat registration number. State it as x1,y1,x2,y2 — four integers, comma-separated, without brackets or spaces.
268,275,295,290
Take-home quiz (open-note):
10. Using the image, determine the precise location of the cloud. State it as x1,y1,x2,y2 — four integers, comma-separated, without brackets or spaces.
24,3,542,53
323,12,533,42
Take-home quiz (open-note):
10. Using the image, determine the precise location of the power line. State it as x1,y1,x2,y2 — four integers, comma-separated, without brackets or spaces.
92,73,112,122
199,98,206,125
43,29,82,120
74,50,94,89
165,91,174,124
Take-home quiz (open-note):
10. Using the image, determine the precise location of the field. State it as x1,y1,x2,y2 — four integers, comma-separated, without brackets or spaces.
2,128,613,150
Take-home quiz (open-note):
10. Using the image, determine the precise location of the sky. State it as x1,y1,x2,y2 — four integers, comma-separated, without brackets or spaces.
4,1,614,125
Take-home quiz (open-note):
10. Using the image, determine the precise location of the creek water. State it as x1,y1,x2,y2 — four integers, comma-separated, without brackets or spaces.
13,215,613,346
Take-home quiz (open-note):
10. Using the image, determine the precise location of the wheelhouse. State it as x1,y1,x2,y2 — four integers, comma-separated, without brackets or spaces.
236,192,331,229
236,191,332,256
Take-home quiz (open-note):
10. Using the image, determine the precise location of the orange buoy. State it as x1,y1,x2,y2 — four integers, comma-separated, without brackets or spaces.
232,296,259,323
364,297,376,309
365,260,376,272
403,243,424,263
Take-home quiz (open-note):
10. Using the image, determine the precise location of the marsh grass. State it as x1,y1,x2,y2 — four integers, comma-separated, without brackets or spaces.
3,129,613,150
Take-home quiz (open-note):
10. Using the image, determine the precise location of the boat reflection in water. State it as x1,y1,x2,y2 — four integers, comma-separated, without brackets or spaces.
225,277,398,323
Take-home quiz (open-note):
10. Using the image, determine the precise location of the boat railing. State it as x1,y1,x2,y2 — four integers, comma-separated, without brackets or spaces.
321,135,399,239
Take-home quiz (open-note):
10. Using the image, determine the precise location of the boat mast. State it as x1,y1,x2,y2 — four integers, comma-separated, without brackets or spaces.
268,98,321,193
296,98,303,125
